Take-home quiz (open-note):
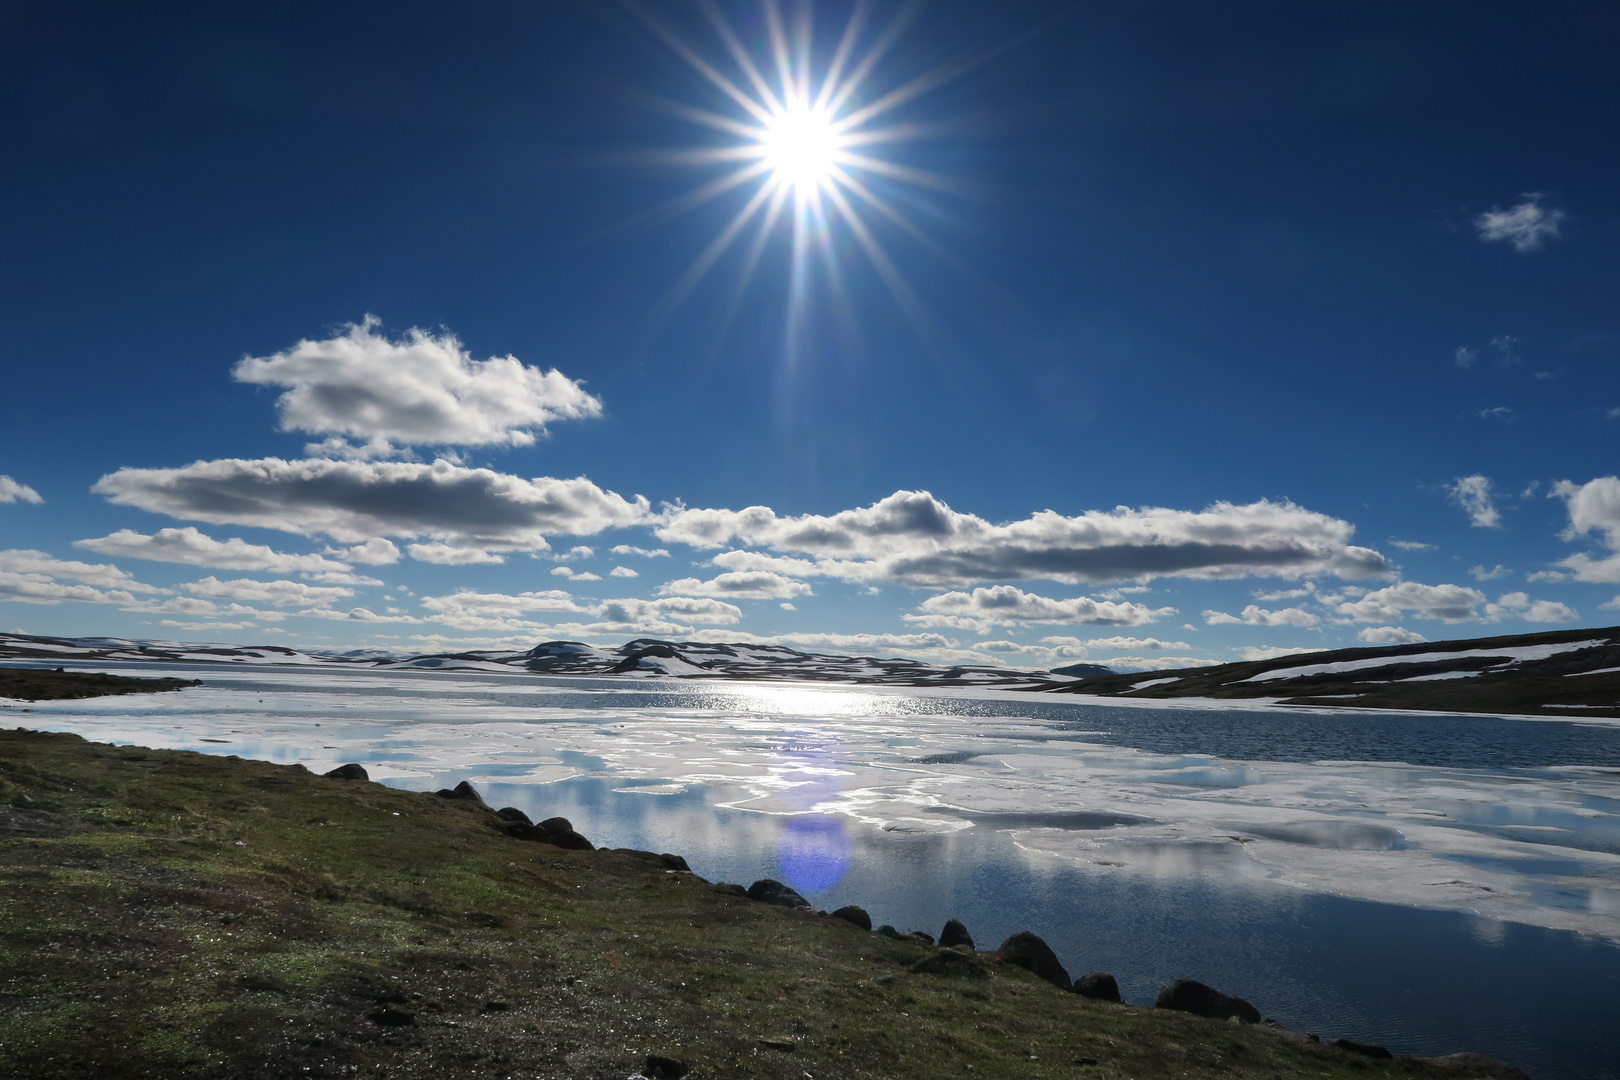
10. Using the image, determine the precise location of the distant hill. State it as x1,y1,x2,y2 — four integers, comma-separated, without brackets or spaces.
1043,625,1620,719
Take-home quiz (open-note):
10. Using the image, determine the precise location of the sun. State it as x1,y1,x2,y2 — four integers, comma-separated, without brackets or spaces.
760,102,843,192
629,0,982,346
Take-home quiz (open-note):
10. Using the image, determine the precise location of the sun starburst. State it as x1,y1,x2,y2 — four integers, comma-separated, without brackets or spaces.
630,0,981,354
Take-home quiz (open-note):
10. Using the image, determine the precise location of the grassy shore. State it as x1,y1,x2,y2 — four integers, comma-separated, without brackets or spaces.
0,667,201,703
0,728,1525,1079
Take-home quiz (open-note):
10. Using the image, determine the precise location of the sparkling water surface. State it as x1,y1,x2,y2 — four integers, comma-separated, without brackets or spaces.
7,661,1619,1080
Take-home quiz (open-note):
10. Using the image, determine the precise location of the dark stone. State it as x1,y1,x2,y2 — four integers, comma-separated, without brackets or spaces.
496,807,532,825
642,1054,690,1080
607,848,690,872
830,905,872,931
875,924,901,939
938,918,974,950
549,829,594,851
1329,1038,1392,1060
906,930,936,945
324,763,369,781
709,882,747,896
482,999,509,1012
759,1037,796,1052
995,931,1071,990
1154,979,1260,1024
1073,971,1120,1001
367,1007,415,1026
537,816,573,834
746,878,810,909
908,949,992,980
435,780,488,807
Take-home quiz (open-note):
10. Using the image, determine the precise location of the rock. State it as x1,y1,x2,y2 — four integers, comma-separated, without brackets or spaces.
709,882,747,896
995,931,1071,990
435,780,488,807
324,763,369,781
537,816,573,834
1073,971,1120,1001
496,807,532,825
482,999,509,1011
830,905,872,930
875,924,902,939
641,1054,689,1080
759,1037,796,1052
905,930,936,945
367,1007,414,1026
1330,1038,1392,1060
746,879,810,909
549,829,594,851
1397,1052,1530,1079
1154,979,1260,1024
908,949,992,980
938,918,974,949
607,848,690,872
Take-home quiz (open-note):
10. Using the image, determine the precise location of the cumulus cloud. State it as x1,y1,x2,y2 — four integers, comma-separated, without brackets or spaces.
1447,475,1501,529
658,571,813,600
94,457,649,551
0,476,43,504
418,588,741,636
408,543,505,565
1357,626,1428,645
1526,570,1570,584
551,566,602,581
233,316,602,456
75,527,354,577
180,576,354,608
1475,194,1568,253
1069,635,1192,651
0,550,163,593
610,545,670,558
609,566,639,578
1486,592,1576,623
1331,581,1486,623
657,491,1390,589
906,585,1173,633
1552,477,1620,583
1203,604,1319,628
1469,564,1510,581
1389,540,1435,552
330,538,402,565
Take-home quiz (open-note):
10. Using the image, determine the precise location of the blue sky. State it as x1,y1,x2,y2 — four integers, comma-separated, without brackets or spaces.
2,0,1618,670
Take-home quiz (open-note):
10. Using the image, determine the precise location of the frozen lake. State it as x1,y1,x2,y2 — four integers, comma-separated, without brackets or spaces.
6,660,1619,1079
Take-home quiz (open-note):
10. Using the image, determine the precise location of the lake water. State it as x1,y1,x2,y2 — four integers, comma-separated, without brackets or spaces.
6,660,1620,1079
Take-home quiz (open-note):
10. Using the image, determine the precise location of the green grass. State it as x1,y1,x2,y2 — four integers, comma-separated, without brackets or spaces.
0,729,1520,1079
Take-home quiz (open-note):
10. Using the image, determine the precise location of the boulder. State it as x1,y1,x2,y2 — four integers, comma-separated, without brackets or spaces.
496,807,532,825
1330,1038,1392,1060
875,924,902,939
909,949,992,980
904,930,936,946
1073,971,1120,1001
709,882,747,897
938,918,974,950
607,848,690,872
549,829,594,851
746,879,810,909
995,932,1071,990
537,816,573,835
324,763,369,781
831,905,872,930
435,780,488,807
1154,979,1260,1024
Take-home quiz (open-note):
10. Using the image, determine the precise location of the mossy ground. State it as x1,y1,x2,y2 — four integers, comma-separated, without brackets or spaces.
0,668,200,702
0,728,1512,1079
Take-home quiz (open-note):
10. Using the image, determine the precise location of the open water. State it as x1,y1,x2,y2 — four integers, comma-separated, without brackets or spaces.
6,660,1619,1079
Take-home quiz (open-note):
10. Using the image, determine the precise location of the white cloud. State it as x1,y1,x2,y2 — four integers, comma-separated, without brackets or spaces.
180,576,354,608
907,585,1173,633
0,476,43,504
1447,475,1501,529
0,549,163,593
232,316,602,455
1203,604,1319,628
94,457,649,550
1067,635,1192,651
779,602,796,610
1469,564,1511,581
1239,645,1330,661
409,543,505,565
1526,570,1570,584
330,538,402,565
659,571,813,600
417,589,741,636
75,527,354,577
609,566,639,578
1388,540,1435,552
610,545,670,558
1479,407,1515,422
1486,591,1576,623
0,573,139,607
1552,477,1620,583
657,491,1390,589
1453,346,1477,369
1357,626,1428,645
1332,581,1486,623
551,566,602,581
1103,655,1221,672
1475,194,1568,253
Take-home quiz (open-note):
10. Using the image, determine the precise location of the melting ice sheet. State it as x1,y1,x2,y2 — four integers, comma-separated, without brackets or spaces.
7,662,1620,1078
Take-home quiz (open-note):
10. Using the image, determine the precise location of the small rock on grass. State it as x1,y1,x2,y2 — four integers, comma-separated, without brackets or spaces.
1330,1037,1393,1060
1155,978,1260,1024
995,931,1071,990
746,879,810,908
1073,971,1120,1001
831,905,872,930
324,763,369,781
759,1037,796,1052
641,1055,689,1080
435,780,488,807
938,918,974,949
